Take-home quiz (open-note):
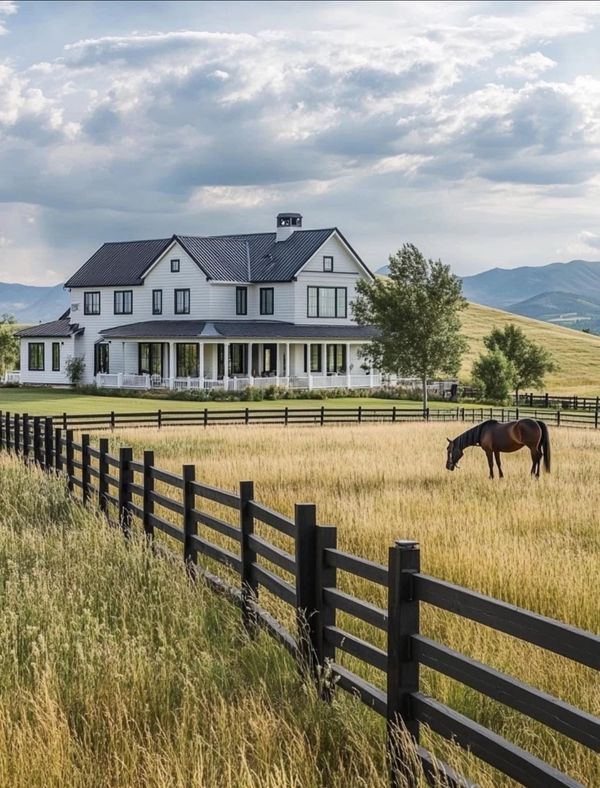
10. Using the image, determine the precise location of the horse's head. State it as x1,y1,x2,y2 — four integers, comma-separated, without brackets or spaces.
446,438,463,471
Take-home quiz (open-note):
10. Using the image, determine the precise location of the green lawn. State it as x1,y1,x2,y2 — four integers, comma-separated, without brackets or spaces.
0,387,451,417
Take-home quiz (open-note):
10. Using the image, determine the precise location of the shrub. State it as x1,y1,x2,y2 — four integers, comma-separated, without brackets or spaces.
64,356,86,388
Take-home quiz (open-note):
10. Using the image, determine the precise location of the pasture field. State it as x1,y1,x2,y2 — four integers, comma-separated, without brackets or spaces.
107,420,600,786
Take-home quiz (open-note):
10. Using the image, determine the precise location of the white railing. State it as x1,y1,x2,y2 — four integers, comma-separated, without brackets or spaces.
173,378,224,390
3,371,20,384
122,373,151,389
96,373,122,388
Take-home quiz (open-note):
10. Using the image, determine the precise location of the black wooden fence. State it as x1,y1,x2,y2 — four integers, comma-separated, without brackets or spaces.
4,403,600,433
0,411,598,787
516,393,600,411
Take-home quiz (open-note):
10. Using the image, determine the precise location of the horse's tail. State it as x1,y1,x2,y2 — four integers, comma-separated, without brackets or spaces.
537,420,551,473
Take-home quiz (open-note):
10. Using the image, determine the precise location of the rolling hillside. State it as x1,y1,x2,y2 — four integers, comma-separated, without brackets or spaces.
461,302,600,395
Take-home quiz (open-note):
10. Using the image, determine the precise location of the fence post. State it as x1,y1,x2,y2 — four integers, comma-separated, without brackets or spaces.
204,408,208,428
460,407,465,422
392,405,397,423
13,413,20,457
110,410,115,431
62,412,68,431
22,413,29,461
245,407,250,425
595,406,599,430
118,447,133,536
157,409,162,430
320,406,325,426
54,427,62,472
98,437,109,514
425,407,430,422
557,410,561,428
387,539,420,788
143,449,155,540
5,411,10,452
314,524,337,698
44,418,53,470
284,406,289,426
33,417,42,466
182,464,196,575
295,502,318,676
240,480,257,632
81,433,90,504
65,429,74,492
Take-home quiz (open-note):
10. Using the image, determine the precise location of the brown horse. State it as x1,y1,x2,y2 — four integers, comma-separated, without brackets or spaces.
446,419,551,479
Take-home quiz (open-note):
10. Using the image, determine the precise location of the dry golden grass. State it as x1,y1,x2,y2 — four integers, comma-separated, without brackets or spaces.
107,421,600,786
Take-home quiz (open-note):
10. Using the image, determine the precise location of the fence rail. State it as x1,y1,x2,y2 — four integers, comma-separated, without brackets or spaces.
0,410,598,787
6,403,600,433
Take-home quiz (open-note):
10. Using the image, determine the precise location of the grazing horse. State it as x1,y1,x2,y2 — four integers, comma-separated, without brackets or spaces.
446,419,551,479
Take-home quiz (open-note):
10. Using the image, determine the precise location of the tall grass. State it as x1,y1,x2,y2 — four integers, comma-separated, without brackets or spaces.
108,421,600,786
0,456,421,787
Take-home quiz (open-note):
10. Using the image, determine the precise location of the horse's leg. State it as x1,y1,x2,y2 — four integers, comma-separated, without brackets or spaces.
485,449,494,479
494,451,504,479
529,447,539,477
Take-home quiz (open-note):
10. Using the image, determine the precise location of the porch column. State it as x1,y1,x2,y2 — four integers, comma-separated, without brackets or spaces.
285,342,290,386
307,342,313,391
369,365,375,388
346,342,351,388
198,342,204,383
322,342,327,377
248,342,254,384
169,341,176,388
275,342,280,387
223,342,230,389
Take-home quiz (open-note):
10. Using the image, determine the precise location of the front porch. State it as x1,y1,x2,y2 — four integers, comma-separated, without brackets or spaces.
95,339,382,391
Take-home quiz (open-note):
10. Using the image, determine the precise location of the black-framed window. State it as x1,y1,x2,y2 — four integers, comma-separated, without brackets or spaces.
28,342,44,371
52,342,60,372
236,286,247,315
94,343,109,374
260,287,274,315
174,288,190,314
323,255,334,272
176,343,198,377
84,291,101,315
307,286,347,318
170,259,180,272
327,343,347,373
114,290,133,315
152,289,163,315
139,343,163,376
303,344,322,373
230,343,248,375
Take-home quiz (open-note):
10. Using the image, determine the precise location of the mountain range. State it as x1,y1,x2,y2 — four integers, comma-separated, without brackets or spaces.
0,282,69,324
377,258,600,333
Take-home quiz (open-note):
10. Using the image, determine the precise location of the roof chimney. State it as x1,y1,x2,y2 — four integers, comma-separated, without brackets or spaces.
276,212,302,242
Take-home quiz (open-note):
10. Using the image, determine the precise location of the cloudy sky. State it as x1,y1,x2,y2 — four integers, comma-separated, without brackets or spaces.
1,0,600,285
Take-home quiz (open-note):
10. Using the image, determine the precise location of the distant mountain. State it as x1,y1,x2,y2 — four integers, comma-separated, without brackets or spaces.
460,259,600,309
507,291,600,321
0,282,69,323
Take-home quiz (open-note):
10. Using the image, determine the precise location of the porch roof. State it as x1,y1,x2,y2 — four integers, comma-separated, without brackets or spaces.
16,319,84,338
100,320,376,341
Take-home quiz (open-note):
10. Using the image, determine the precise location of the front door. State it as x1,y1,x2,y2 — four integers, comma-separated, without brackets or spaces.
263,343,277,375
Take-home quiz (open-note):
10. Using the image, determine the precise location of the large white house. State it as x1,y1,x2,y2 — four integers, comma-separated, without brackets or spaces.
16,212,381,391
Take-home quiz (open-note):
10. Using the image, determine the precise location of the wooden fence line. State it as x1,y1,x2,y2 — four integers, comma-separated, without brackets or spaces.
2,404,600,433
0,411,598,788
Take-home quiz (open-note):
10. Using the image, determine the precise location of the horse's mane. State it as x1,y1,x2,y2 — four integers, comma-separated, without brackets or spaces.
454,419,498,451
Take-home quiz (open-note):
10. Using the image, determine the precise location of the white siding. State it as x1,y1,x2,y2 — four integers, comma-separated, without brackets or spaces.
209,282,295,321
20,337,75,386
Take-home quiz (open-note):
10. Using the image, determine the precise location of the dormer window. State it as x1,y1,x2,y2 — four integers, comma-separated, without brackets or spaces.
171,259,180,273
323,255,333,272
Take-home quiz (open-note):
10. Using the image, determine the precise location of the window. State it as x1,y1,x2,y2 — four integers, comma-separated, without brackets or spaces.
236,286,247,316
176,343,198,377
323,255,334,272
170,259,180,272
327,344,347,373
307,286,347,318
94,343,109,374
230,343,247,375
303,344,322,373
84,291,101,315
28,342,44,371
174,288,190,314
262,343,277,373
260,287,274,315
52,342,60,372
152,289,163,315
139,343,163,376
114,290,133,314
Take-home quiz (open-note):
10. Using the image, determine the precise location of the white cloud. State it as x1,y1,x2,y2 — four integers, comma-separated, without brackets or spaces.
497,52,557,80
0,0,17,35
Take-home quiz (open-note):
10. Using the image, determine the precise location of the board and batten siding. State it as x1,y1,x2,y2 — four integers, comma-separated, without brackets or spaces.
20,337,75,385
293,234,369,325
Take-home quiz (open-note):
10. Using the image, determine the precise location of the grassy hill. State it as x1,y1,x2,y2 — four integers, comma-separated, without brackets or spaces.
461,302,600,395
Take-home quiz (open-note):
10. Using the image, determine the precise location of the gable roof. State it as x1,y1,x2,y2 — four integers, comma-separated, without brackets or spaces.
65,228,373,288
16,319,83,338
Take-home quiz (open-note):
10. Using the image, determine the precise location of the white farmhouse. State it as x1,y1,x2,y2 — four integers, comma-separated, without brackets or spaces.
16,213,381,391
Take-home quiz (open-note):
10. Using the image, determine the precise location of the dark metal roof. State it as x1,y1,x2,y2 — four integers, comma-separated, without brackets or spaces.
64,238,172,288
100,320,375,341
16,319,83,338
64,227,373,288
